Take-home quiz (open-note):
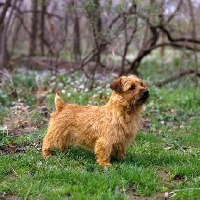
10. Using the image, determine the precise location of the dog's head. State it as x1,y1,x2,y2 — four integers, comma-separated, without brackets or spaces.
110,75,149,107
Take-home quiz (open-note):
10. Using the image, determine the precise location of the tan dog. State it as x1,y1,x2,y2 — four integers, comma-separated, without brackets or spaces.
42,75,149,166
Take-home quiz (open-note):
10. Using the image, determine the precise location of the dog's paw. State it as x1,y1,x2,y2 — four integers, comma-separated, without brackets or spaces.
99,162,112,167
42,151,52,158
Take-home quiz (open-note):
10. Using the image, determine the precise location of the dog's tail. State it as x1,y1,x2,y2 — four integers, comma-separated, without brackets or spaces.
55,93,65,112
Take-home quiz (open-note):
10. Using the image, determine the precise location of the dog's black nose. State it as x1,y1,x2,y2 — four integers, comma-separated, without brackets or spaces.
143,90,149,96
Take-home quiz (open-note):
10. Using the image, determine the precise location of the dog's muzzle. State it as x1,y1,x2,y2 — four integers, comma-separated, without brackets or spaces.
143,90,149,98
138,89,149,103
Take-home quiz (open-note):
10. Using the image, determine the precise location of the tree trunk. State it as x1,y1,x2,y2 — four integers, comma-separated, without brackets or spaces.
0,24,9,70
0,0,11,70
73,0,81,61
93,0,101,63
40,0,46,56
120,15,127,76
29,0,38,56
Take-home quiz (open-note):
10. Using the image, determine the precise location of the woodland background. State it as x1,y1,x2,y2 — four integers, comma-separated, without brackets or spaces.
0,0,200,82
0,1,200,199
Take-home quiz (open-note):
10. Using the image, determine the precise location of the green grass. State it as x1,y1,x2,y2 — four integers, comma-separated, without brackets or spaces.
0,116,200,199
0,57,200,199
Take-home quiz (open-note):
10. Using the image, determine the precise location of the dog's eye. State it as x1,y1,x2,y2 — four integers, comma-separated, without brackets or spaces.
129,85,135,90
141,82,144,87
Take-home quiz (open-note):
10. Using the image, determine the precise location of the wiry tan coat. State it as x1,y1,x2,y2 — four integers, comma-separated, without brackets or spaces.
42,75,149,166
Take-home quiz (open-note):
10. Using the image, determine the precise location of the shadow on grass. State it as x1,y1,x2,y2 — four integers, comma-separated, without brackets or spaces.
51,145,188,169
113,151,190,168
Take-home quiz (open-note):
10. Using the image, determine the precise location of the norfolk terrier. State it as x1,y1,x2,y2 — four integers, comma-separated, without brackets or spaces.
42,75,149,166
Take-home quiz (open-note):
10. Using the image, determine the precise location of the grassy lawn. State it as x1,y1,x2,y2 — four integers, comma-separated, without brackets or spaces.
0,56,200,199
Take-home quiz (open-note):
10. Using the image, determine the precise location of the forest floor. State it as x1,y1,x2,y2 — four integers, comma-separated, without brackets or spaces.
0,55,200,199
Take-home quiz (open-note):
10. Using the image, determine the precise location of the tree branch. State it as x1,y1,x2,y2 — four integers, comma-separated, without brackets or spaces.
159,26,200,44
0,0,11,24
155,68,200,87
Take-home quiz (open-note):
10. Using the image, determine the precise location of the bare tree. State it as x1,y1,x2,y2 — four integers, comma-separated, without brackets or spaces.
120,3,137,75
0,0,11,70
40,0,46,56
0,0,199,85
73,0,81,61
85,0,102,64
128,0,200,75
29,0,38,56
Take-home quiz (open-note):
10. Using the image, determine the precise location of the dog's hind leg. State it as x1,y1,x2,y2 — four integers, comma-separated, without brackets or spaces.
42,134,56,157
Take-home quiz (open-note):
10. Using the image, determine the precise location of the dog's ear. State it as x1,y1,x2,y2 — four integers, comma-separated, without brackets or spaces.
110,77,123,93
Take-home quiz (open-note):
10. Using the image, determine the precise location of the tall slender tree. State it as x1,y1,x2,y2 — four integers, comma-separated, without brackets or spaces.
29,0,38,56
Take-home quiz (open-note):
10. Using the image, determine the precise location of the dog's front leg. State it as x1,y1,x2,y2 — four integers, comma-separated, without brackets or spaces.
94,139,112,166
113,145,126,160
